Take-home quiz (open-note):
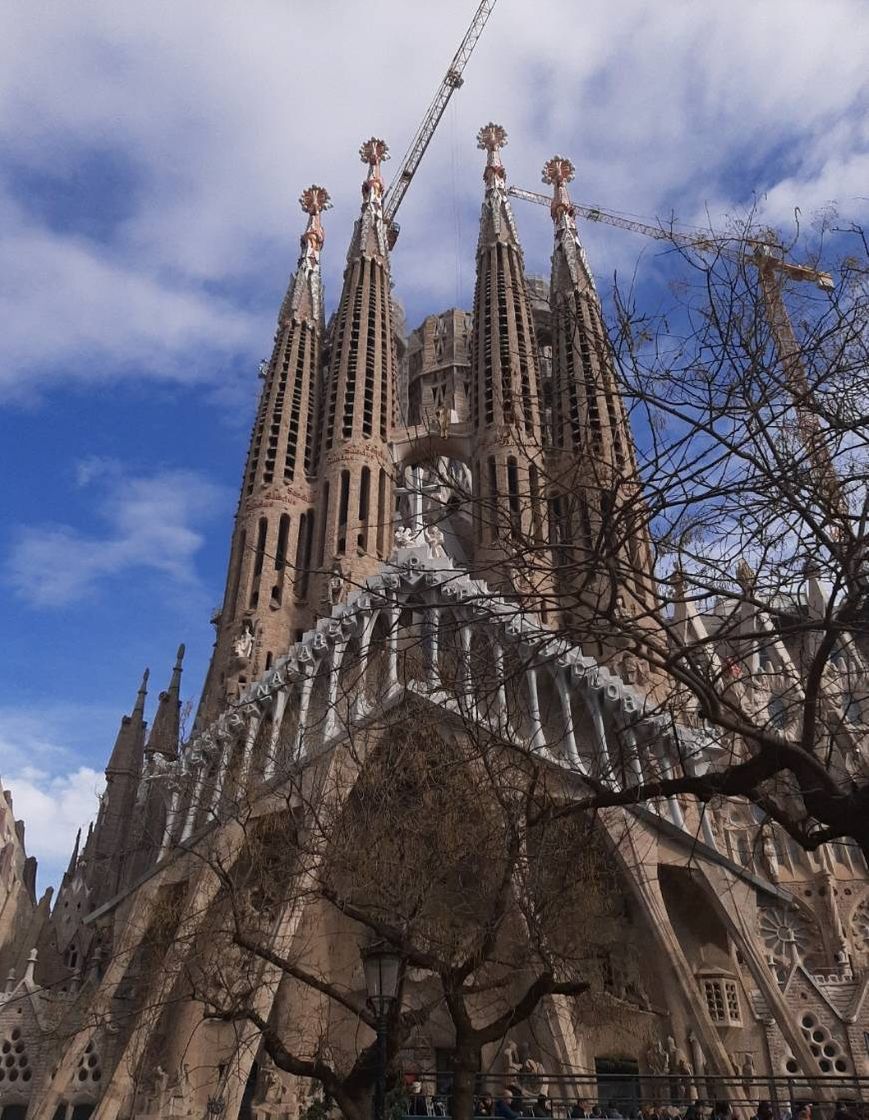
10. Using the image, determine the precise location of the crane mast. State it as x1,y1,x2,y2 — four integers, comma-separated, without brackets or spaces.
383,0,498,245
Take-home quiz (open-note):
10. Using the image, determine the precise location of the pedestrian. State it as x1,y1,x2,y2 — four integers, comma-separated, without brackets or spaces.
495,1091,521,1120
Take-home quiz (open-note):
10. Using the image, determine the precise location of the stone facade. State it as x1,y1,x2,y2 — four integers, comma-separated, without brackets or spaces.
1,127,867,1120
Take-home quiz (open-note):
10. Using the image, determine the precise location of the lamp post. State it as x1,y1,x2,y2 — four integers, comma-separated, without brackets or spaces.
361,941,402,1120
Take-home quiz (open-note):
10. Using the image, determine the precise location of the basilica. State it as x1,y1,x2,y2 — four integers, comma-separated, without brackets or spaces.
0,123,867,1120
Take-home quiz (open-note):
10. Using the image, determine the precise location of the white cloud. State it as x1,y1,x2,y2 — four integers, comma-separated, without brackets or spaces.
5,465,229,607
0,706,109,892
0,0,865,397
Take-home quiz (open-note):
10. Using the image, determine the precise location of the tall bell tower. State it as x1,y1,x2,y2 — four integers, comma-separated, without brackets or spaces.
311,139,398,610
199,187,330,721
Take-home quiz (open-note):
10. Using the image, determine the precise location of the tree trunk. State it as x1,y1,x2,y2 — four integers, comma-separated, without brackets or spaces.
334,1086,371,1120
452,1046,482,1120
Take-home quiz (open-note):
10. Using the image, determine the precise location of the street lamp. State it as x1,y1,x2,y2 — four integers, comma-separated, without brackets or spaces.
361,941,402,1120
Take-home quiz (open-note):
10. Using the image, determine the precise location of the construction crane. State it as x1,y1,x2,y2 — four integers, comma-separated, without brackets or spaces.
383,0,498,247
507,185,834,290
507,184,847,528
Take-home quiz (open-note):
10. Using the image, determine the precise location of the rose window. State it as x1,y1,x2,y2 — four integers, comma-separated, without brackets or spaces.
758,906,812,963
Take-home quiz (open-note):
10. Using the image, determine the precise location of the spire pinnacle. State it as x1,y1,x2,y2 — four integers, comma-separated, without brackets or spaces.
146,643,185,760
359,138,390,203
298,185,331,271
133,667,149,718
65,827,82,879
477,123,508,189
171,643,185,688
280,186,332,327
542,155,577,230
106,667,149,776
475,124,519,250
348,139,391,263
544,152,595,295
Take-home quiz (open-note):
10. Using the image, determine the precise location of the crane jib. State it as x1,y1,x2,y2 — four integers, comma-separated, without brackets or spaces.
383,0,499,238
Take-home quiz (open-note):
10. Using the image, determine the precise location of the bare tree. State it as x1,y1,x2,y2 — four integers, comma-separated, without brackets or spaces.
489,215,869,858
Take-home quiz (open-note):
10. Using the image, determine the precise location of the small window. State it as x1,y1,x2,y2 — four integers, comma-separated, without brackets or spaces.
701,975,741,1026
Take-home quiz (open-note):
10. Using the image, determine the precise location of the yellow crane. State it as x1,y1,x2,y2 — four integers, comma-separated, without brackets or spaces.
383,0,499,247
508,184,846,527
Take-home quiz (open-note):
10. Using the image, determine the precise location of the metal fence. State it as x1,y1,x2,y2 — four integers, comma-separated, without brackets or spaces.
396,1072,869,1119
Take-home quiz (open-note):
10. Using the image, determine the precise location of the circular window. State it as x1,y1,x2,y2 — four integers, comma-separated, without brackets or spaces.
10,1030,21,1042
87,1053,98,1068
1,1042,9,1055
835,1059,848,1073
823,1043,836,1057
78,1069,88,1082
812,1029,825,1042
786,1060,799,1074
819,1059,832,1073
802,1014,816,1028
5,1054,14,1068
0,1068,7,1082
22,1069,31,1082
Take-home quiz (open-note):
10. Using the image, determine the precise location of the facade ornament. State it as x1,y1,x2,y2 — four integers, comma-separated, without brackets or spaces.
501,1038,522,1085
434,403,450,438
667,1036,694,1100
233,621,255,662
325,562,348,607
761,832,780,880
646,1039,669,1075
424,523,447,559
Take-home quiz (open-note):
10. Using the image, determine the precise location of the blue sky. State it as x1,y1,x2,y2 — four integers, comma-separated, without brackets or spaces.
1,0,867,892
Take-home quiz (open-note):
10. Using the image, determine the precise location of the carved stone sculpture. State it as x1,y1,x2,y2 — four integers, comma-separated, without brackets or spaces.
233,622,255,661
424,523,446,559
647,1040,669,1075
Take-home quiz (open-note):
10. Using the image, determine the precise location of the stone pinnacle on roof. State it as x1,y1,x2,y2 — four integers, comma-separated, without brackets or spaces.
281,185,332,326
298,185,331,266
105,668,149,777
359,137,390,201
477,122,508,189
146,644,185,761
542,155,577,229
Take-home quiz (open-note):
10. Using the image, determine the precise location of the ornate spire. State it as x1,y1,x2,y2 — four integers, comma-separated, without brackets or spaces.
280,185,332,327
477,122,508,189
360,137,389,199
475,123,519,249
133,666,149,718
65,827,82,880
349,138,391,263
146,645,184,761
106,668,149,777
543,155,595,294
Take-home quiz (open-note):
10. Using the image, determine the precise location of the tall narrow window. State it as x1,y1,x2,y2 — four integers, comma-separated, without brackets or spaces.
301,508,314,597
358,466,371,553
249,518,268,608
337,470,350,556
229,529,246,620
376,468,388,557
487,456,498,543
506,456,521,539
316,482,330,567
275,514,290,571
528,462,543,543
